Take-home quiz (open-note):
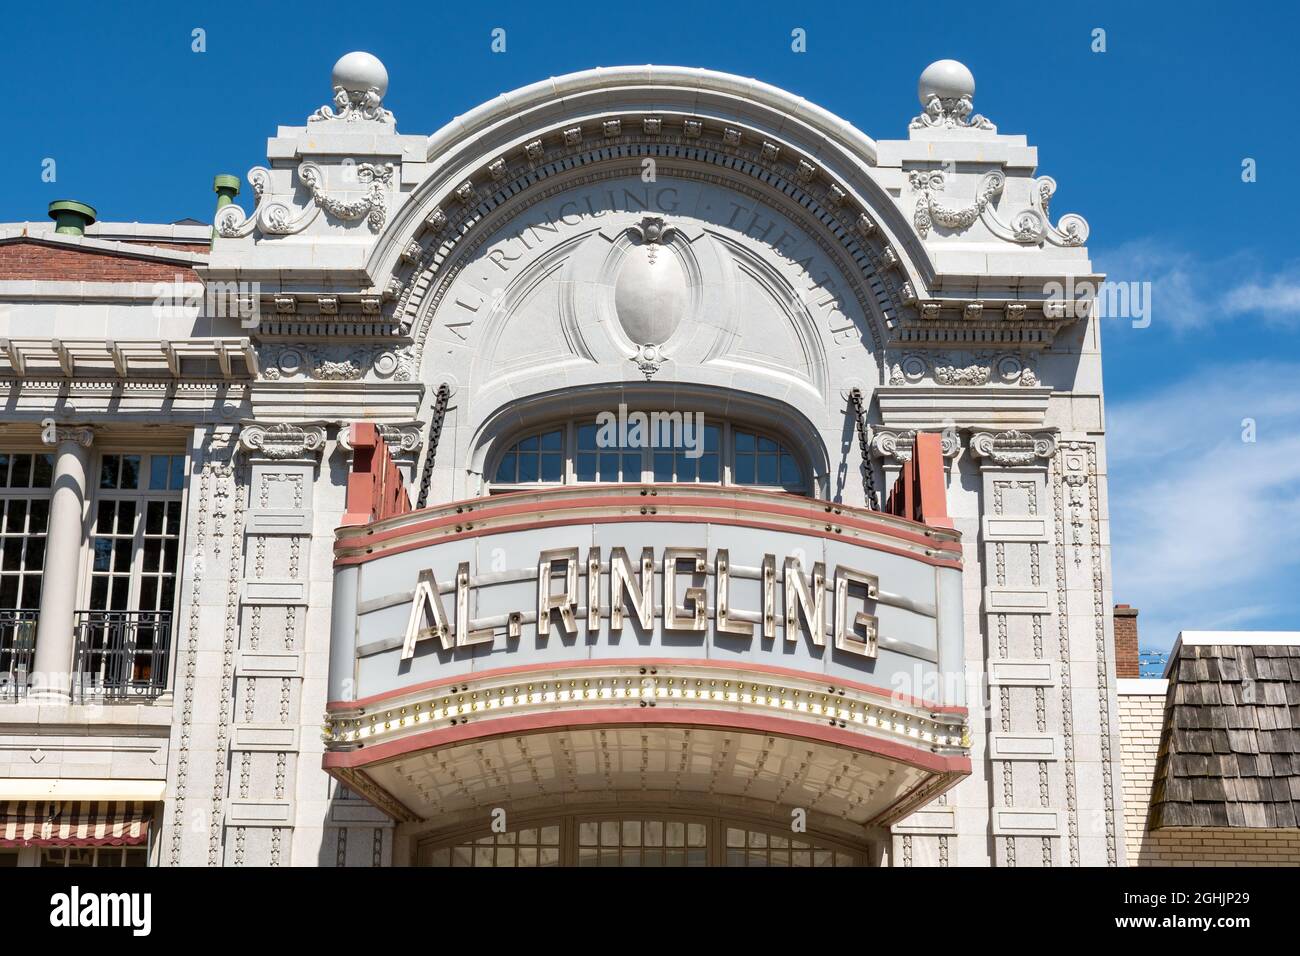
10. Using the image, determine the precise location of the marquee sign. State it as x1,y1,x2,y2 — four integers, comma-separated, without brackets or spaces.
401,546,884,660
329,485,967,714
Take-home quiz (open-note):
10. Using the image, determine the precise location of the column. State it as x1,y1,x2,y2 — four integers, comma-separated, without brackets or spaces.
968,429,1060,866
30,427,94,701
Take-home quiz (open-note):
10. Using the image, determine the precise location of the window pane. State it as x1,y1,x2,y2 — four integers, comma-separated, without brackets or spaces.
145,501,165,536
0,576,16,609
93,539,113,572
577,424,597,451
780,454,801,486
757,436,777,453
170,455,185,490
28,500,49,534
539,453,563,482
5,500,26,534
621,454,640,481
653,452,674,482
757,455,778,485
703,425,719,452
113,539,133,572
143,539,162,573
9,455,31,488
149,456,170,490
576,453,597,482
494,453,516,483
735,431,755,452
32,455,53,488
518,435,539,452
96,501,115,534
599,453,618,481
117,501,136,534
676,454,697,482
26,538,45,572
166,502,181,536
0,454,9,487
734,456,755,484
540,430,563,451
120,456,141,490
139,576,158,611
517,455,539,483
20,575,42,609
111,576,130,610
2,539,21,571
89,576,108,610
100,455,119,489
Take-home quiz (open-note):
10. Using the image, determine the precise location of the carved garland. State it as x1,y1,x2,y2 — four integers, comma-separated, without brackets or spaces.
216,162,394,238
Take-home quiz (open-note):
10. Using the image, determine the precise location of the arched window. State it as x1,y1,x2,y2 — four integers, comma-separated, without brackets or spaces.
489,417,806,493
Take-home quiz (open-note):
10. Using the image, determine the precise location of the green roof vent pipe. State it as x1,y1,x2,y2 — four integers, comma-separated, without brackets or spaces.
212,174,241,243
48,200,97,237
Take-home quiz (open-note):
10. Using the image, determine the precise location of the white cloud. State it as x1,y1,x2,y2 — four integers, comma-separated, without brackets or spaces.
1107,361,1300,651
1093,241,1300,331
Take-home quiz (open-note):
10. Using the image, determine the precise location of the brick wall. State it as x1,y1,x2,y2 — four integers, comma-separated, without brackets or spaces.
1114,604,1139,678
1119,685,1165,862
1119,684,1300,866
0,240,200,282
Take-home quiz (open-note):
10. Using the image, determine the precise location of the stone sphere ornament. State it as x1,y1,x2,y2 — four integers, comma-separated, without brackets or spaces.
332,51,389,100
917,59,976,105
309,52,395,124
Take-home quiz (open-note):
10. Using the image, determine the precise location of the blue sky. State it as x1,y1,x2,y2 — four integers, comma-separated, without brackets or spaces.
3,1,1297,650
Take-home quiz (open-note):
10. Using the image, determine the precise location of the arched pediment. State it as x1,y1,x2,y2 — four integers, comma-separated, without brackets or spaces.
370,67,933,361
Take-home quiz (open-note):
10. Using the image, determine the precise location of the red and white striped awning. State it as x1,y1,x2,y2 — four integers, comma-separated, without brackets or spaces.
0,801,151,847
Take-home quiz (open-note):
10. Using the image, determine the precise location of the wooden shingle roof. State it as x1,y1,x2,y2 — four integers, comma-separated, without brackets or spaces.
1148,643,1300,829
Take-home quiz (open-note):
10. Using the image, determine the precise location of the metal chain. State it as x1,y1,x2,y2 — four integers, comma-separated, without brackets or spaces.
415,383,450,509
850,387,878,510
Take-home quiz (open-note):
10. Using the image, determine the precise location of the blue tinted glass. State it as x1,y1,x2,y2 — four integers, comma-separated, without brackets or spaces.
698,454,719,483
576,453,597,482
757,455,778,485
734,456,755,484
540,430,563,451
495,453,517,483
599,453,619,481
676,454,697,482
519,435,539,452
703,425,719,452
518,455,539,482
577,424,597,450
150,456,169,490
540,453,563,482
622,453,641,481
757,436,777,453
170,454,185,490
735,431,755,452
653,452,674,482
780,454,801,486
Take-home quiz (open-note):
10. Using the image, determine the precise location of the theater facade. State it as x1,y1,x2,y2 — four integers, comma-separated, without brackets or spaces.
0,54,1123,867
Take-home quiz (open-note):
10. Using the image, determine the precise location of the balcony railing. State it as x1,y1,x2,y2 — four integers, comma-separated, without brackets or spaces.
73,610,172,702
0,610,39,700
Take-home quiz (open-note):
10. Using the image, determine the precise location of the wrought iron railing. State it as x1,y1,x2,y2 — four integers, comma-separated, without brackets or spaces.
0,610,39,700
73,610,172,701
